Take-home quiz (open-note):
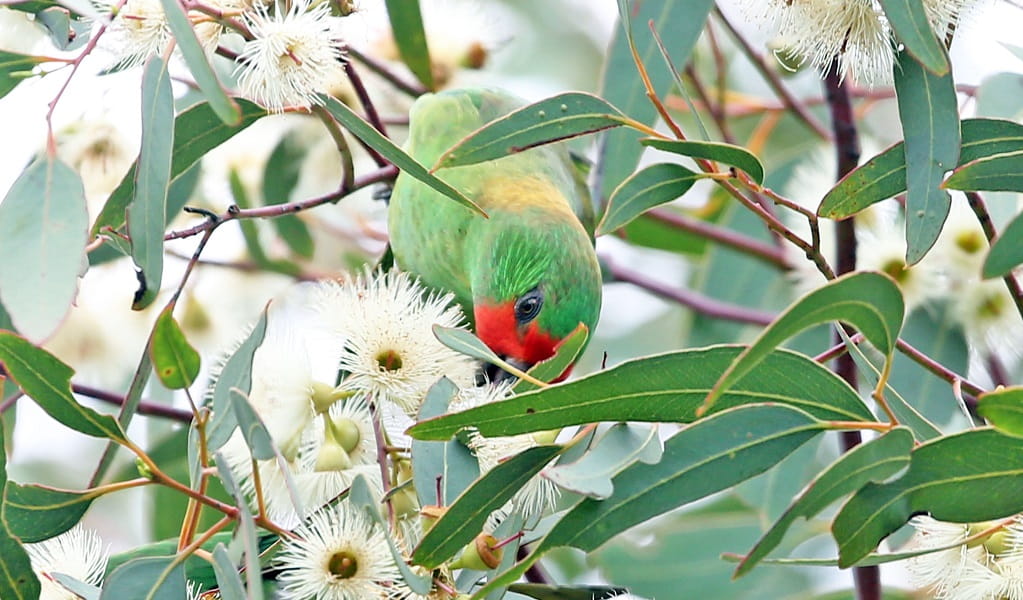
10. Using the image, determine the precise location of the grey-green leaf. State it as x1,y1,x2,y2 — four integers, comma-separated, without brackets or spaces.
893,48,960,264
542,422,662,500
0,50,41,100
3,483,93,543
99,555,187,600
208,309,268,451
944,149,1023,193
412,378,480,507
982,209,1023,278
128,56,175,309
0,421,41,599
642,138,765,184
0,155,88,342
383,0,433,90
596,163,702,236
877,0,949,75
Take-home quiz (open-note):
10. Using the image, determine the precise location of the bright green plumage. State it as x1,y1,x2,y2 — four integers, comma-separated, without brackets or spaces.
388,88,602,364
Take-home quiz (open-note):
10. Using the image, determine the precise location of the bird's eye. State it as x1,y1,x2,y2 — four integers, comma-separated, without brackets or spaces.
514,288,544,324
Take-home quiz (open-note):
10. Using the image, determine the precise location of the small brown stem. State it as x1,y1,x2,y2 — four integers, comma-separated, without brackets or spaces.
342,59,389,167
965,191,1023,322
345,45,428,98
71,383,194,422
644,208,790,269
311,104,356,194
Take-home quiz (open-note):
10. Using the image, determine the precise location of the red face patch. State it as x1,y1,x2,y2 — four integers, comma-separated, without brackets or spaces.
474,302,560,366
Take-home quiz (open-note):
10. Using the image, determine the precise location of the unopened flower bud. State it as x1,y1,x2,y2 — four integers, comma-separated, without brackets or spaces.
450,533,502,571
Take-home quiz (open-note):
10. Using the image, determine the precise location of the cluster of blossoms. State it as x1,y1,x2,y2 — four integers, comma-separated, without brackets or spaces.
24,526,108,600
741,0,980,84
905,515,1023,599
216,269,561,599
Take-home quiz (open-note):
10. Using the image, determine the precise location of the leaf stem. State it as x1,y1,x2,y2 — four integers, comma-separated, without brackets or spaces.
964,191,1023,322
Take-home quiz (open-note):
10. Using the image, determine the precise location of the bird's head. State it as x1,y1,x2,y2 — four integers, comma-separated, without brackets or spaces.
467,179,602,376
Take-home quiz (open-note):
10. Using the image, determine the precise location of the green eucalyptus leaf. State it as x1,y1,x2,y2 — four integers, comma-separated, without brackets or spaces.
833,428,1023,567
507,583,629,600
262,131,314,258
149,308,201,389
213,453,263,600
318,95,483,216
412,377,479,508
0,154,88,343
383,0,433,89
211,543,246,600
979,387,1023,437
228,388,275,460
703,271,904,413
0,50,42,100
128,55,174,309
99,555,186,600
35,7,90,50
983,210,1023,278
412,445,562,569
944,149,1023,193
596,163,703,236
432,325,500,364
432,92,627,169
735,428,914,577
542,422,662,500
877,0,949,75
409,346,872,441
207,308,268,451
513,323,588,394
0,331,125,441
3,483,92,543
0,421,41,599
893,48,960,264
642,138,765,184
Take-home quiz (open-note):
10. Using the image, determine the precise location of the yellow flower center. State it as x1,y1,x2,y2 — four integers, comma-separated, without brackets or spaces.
880,258,909,285
955,230,984,255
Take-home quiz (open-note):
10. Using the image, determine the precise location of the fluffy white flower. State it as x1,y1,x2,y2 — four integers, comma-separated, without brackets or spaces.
237,0,345,112
26,526,108,600
905,516,979,597
856,216,945,309
275,502,400,600
951,278,1023,360
100,0,172,69
453,382,560,521
313,270,479,416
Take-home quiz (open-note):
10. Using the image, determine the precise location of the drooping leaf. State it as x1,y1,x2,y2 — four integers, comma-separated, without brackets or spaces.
0,418,41,599
598,0,714,200
513,324,588,394
893,48,960,264
99,555,187,600
319,95,483,216
261,131,314,258
412,378,480,508
157,0,239,124
877,0,949,75
0,155,88,343
149,308,201,389
128,55,175,309
641,138,765,184
409,346,873,441
820,118,1023,219
735,428,914,576
542,422,662,500
475,404,824,597
702,272,905,414
432,325,500,365
596,163,702,236
213,454,263,600
92,99,266,237
383,0,433,89
982,210,1023,278
0,332,125,441
3,483,93,543
412,445,563,569
35,7,90,51
0,50,42,100
207,309,268,451
432,93,627,169
210,544,246,600
979,387,1023,437
833,428,1023,566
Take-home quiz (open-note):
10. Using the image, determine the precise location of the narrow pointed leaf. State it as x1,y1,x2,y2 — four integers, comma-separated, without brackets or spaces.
514,323,588,394
99,555,186,600
596,163,702,236
412,378,479,508
893,48,960,264
208,309,268,451
507,583,629,600
432,93,627,169
475,405,824,597
92,99,265,237
228,388,275,460
735,428,914,577
819,118,1023,219
412,445,562,569
150,308,200,389
262,131,314,257
978,387,1023,437
833,428,1023,567
0,155,88,343
210,544,246,600
432,325,500,363
409,346,872,441
702,272,905,413
0,331,125,441
641,138,765,184
157,0,239,124
0,419,41,599
319,95,484,216
128,56,174,309
542,423,662,499
383,0,433,89
213,454,263,600
944,149,1023,193
3,483,92,542
878,0,949,75
982,210,1023,278
0,50,42,99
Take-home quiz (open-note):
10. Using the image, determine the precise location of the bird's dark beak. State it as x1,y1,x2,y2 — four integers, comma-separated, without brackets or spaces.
484,356,533,384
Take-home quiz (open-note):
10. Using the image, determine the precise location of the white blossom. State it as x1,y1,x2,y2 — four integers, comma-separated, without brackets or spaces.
26,526,108,600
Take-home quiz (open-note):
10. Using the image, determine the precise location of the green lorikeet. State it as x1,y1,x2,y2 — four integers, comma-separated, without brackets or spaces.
388,88,602,372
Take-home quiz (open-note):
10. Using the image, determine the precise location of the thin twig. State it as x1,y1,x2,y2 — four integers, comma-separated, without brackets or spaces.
345,45,428,98
964,191,1023,322
73,383,194,422
644,208,790,269
714,7,831,141
342,58,390,167
605,259,775,326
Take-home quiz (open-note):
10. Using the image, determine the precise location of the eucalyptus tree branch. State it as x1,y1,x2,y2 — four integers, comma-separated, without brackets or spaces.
72,383,195,422
342,58,391,167
644,208,790,270
713,7,831,141
345,45,429,98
